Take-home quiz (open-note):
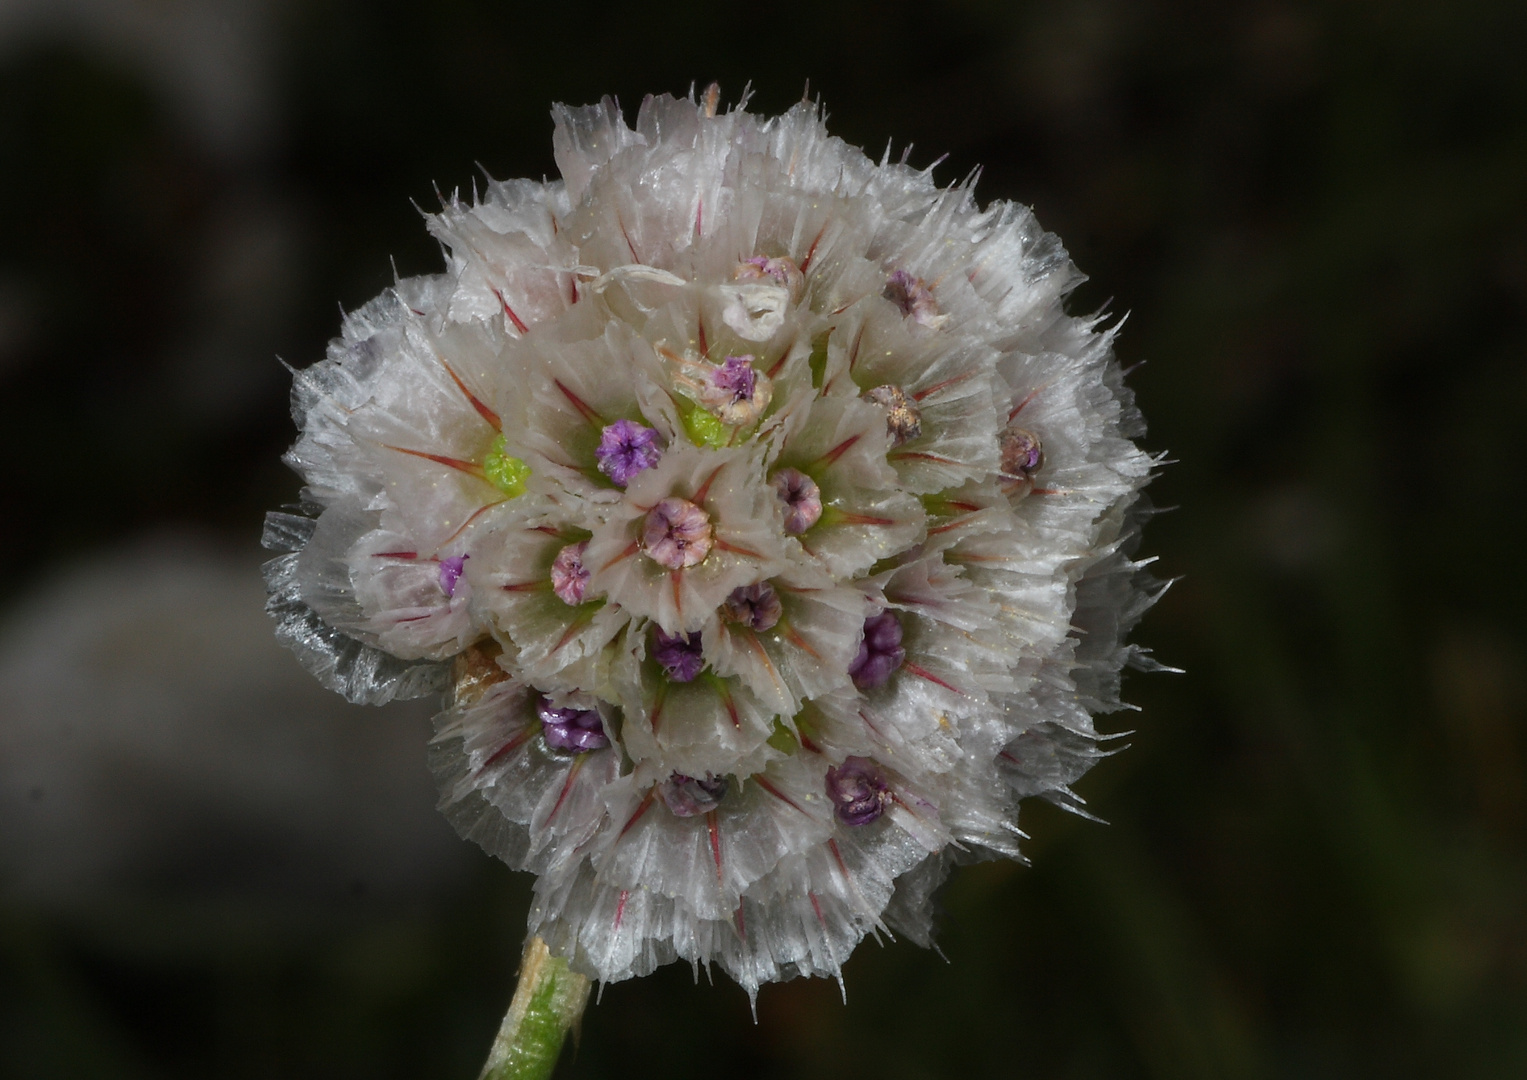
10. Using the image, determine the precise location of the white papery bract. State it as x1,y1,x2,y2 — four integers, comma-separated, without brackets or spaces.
264,89,1165,999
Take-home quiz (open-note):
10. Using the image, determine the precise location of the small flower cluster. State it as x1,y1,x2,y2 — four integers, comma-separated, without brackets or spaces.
264,89,1163,997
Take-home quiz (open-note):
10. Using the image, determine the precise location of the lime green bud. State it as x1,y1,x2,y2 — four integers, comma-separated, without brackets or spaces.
483,434,530,497
682,406,728,448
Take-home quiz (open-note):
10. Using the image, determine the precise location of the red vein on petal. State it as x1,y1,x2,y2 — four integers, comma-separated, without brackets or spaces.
372,551,417,559
713,538,764,559
808,891,827,928
799,223,828,273
619,793,654,836
755,776,807,816
814,432,862,468
692,464,726,506
707,810,724,884
384,445,486,479
903,661,961,695
783,621,821,660
438,355,502,429
477,723,538,774
889,451,960,466
697,316,709,358
716,680,741,730
613,889,629,930
743,633,783,690
827,838,851,881
600,541,641,572
544,754,588,825
912,370,976,403
554,379,605,426
1009,387,1041,420
617,212,641,263
550,615,593,655
650,683,667,735
489,286,530,334
834,512,896,527
436,499,506,551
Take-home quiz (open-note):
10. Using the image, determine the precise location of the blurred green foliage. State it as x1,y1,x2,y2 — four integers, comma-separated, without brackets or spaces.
1,1,1524,1077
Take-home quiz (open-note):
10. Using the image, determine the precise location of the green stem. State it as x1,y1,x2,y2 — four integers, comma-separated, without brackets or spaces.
477,936,591,1080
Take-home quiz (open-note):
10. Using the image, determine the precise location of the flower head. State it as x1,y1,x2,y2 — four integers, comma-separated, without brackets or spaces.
266,88,1163,1002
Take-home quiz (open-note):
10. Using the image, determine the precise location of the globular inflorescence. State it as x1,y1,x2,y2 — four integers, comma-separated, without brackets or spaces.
263,88,1165,998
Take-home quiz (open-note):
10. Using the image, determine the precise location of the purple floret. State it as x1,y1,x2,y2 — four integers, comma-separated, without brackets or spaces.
849,610,905,689
595,419,663,486
825,756,891,826
438,554,469,597
536,696,610,753
652,626,705,682
712,356,758,402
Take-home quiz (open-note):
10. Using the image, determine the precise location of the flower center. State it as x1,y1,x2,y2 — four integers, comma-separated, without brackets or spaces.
771,467,822,534
549,541,590,605
825,757,891,825
734,255,804,298
437,554,469,597
999,426,1043,479
651,626,705,682
596,419,663,486
536,695,610,753
863,384,923,447
659,773,729,817
642,497,714,569
722,581,782,632
849,610,905,689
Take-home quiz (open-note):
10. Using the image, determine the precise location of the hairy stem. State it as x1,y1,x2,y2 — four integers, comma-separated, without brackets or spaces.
478,936,591,1080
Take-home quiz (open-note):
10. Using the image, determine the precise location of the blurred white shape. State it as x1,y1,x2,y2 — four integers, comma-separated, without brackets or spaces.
0,534,471,932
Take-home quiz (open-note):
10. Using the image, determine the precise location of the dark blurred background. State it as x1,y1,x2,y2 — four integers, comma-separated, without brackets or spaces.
2,1,1524,1077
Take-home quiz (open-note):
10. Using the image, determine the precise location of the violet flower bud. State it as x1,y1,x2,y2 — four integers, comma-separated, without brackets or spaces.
596,419,663,486
721,581,782,632
772,467,823,534
825,756,891,826
849,610,905,689
1000,426,1044,479
651,626,705,682
659,772,729,817
642,497,714,569
438,554,469,597
549,541,590,605
537,696,610,753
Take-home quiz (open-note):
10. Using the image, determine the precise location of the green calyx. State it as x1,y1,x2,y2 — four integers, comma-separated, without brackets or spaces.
484,434,531,497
